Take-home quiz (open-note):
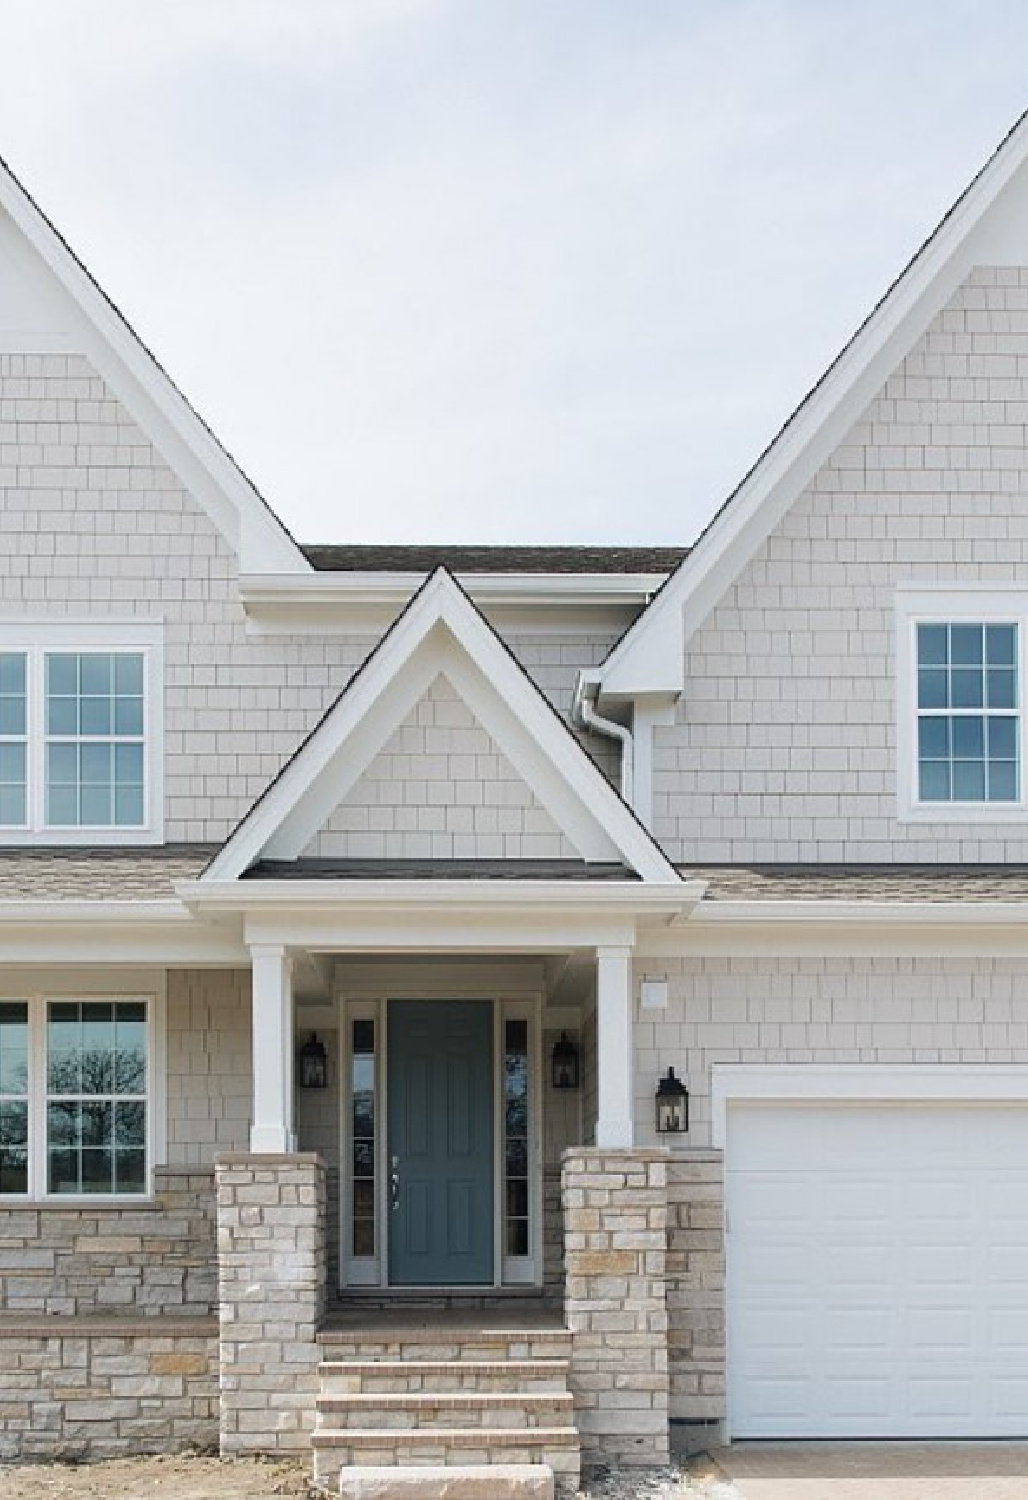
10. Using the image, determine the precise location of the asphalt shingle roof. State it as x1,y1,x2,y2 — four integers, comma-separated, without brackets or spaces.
300,545,688,574
689,864,1028,903
243,857,639,882
0,845,217,901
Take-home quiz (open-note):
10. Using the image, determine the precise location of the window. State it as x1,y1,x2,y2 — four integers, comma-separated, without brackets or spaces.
351,1018,376,1259
898,590,1028,819
916,624,1018,803
0,995,153,1199
0,624,162,842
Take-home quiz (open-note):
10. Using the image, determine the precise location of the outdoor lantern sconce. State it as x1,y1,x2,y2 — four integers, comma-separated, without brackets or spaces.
551,1032,580,1091
655,1066,689,1134
298,1033,328,1090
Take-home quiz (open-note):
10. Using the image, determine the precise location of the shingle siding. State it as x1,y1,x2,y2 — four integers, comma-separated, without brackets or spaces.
654,266,1028,862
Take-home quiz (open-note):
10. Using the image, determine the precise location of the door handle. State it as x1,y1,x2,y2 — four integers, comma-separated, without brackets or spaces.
390,1155,400,1211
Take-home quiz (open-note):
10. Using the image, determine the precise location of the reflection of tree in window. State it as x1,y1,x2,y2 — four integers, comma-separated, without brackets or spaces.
46,1002,147,1195
352,1019,376,1257
0,1002,28,1193
504,1021,530,1256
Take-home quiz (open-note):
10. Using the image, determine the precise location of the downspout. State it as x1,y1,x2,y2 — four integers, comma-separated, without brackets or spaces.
572,673,634,808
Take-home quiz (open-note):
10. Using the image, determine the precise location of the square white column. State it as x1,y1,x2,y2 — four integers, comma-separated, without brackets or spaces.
249,943,296,1153
595,944,634,1147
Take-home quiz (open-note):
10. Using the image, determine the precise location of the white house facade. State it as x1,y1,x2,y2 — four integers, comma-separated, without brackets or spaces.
3,113,1028,1493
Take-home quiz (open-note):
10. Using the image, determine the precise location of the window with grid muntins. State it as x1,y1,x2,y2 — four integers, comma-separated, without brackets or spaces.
916,622,1019,803
44,653,144,827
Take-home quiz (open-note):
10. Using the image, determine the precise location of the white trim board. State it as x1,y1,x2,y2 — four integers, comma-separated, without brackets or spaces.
711,1062,1028,1148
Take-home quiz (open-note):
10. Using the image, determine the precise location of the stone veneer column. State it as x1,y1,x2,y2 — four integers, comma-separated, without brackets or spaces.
562,1147,669,1468
216,1153,326,1454
666,1151,726,1445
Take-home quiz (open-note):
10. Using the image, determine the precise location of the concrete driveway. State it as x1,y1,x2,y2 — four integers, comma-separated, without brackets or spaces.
690,1443,1028,1499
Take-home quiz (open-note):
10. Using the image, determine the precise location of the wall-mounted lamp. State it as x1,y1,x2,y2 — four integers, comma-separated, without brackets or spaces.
551,1032,580,1091
655,1067,689,1134
298,1033,328,1090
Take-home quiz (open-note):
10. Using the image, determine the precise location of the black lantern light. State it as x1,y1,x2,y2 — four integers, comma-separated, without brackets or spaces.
551,1032,580,1091
655,1066,689,1134
298,1033,328,1090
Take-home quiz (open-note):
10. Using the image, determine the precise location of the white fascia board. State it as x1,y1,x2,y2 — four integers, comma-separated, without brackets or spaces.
182,877,703,913
206,570,680,884
0,903,247,965
0,161,306,576
690,899,1028,925
597,119,1028,700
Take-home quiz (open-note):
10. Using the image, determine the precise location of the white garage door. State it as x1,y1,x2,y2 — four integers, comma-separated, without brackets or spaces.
727,1101,1028,1438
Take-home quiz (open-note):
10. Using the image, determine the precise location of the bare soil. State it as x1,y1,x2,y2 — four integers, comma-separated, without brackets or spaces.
0,1455,316,1500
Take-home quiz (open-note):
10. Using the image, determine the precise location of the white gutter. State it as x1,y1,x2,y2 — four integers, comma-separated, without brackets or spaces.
572,673,634,807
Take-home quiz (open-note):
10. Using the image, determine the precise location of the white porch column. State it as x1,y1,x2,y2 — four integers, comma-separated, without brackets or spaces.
595,944,634,1147
249,943,296,1153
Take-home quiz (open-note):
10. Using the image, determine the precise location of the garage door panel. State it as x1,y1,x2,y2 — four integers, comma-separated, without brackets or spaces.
727,1100,1028,1438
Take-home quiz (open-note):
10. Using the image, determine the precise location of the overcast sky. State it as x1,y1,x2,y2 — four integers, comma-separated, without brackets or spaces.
2,2,1027,547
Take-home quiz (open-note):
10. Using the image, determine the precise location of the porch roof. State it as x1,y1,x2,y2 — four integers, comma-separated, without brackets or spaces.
0,844,217,900
242,857,638,882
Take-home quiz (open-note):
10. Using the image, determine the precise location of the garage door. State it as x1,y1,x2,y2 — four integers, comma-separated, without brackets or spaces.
726,1101,1028,1438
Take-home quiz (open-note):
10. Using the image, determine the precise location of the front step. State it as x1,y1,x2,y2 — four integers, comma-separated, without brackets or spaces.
336,1464,554,1499
313,1322,579,1494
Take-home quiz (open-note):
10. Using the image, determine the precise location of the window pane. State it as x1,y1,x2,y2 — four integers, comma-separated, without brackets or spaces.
46,655,78,696
47,697,78,735
987,668,1017,709
115,1149,145,1194
80,784,112,826
952,717,984,758
79,655,112,696
0,785,24,825
351,1018,376,1259
0,1003,27,1096
918,668,948,709
114,655,143,696
917,624,948,666
950,669,984,709
989,762,1019,802
47,785,78,826
920,761,951,801
0,696,24,737
988,717,1018,760
918,718,949,759
986,624,1017,666
114,784,144,827
80,697,112,736
114,697,143,736
0,655,25,697
953,761,986,801
951,625,984,665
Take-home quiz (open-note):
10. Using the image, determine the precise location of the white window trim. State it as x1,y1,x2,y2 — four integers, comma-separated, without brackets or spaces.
0,620,164,845
896,586,1028,823
0,969,165,1203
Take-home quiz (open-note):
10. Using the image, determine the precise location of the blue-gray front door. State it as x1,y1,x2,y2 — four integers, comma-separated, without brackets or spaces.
387,1000,494,1285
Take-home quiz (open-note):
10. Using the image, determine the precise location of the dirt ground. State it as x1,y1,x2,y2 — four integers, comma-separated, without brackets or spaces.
0,1455,317,1500
0,1455,716,1499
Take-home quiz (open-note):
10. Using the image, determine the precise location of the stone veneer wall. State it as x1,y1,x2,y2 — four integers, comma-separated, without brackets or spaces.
666,1152,726,1439
562,1148,669,1467
0,1317,217,1460
217,1153,326,1454
0,1167,216,1316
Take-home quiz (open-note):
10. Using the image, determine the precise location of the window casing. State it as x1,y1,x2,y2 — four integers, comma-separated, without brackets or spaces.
0,993,156,1200
0,623,163,843
897,589,1028,820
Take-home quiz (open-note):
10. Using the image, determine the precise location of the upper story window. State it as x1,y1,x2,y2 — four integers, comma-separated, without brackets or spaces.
898,589,1026,821
0,623,163,844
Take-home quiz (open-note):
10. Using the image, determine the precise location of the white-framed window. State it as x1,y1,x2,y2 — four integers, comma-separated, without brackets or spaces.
897,588,1028,820
0,988,160,1200
0,622,163,843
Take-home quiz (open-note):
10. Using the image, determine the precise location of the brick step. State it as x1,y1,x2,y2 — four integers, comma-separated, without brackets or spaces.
336,1463,554,1500
317,1390,574,1430
318,1327,572,1363
312,1428,579,1491
318,1358,569,1395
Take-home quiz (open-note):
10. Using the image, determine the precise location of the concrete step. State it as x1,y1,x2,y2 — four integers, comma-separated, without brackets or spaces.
312,1426,579,1492
317,1390,574,1430
318,1358,569,1396
336,1462,554,1499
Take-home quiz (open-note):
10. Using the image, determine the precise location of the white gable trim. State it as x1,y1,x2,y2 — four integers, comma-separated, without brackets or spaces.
598,111,1028,698
0,156,306,575
205,570,678,883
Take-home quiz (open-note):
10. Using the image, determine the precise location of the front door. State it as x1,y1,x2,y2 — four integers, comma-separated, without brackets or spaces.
387,1000,494,1285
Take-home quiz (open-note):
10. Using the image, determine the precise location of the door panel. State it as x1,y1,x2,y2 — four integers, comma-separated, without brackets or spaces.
388,1000,493,1285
